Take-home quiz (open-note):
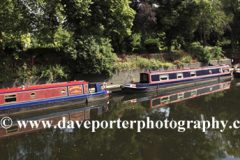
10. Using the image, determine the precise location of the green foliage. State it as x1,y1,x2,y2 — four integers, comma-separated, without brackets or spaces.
197,0,230,46
0,0,30,50
154,0,200,52
173,36,185,50
216,38,231,47
144,39,160,53
185,42,203,52
135,57,151,68
130,33,141,52
114,57,173,70
212,46,224,60
149,59,162,69
65,35,117,76
0,0,239,82
39,64,68,80
162,62,173,68
199,47,211,62
181,55,192,63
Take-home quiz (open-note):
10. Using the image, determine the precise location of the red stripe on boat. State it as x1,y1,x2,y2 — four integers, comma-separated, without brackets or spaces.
0,81,88,94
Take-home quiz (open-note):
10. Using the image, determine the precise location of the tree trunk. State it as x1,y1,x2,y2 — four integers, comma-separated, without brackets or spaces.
0,30,3,54
203,36,206,47
231,30,235,53
166,38,172,53
166,32,172,53
52,29,55,46
117,38,122,54
203,25,206,47
199,26,202,45
141,32,146,47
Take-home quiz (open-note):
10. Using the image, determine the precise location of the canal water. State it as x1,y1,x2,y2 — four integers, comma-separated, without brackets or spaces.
1,79,240,160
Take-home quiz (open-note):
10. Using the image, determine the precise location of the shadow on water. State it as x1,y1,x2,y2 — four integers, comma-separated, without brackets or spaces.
1,78,240,160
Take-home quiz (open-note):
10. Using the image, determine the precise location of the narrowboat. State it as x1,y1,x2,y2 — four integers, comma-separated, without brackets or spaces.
0,81,109,111
233,68,240,77
121,65,231,93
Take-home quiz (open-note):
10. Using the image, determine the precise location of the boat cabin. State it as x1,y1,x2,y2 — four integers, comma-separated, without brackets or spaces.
139,65,229,84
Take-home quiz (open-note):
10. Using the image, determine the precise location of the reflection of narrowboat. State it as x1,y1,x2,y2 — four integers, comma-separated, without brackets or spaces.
123,81,231,108
150,81,231,109
0,81,109,110
0,101,109,139
121,65,231,93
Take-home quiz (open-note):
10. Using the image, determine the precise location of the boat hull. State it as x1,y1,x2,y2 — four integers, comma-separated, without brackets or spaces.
0,90,108,111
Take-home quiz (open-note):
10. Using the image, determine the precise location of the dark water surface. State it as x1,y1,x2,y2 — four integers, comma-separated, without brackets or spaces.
1,79,240,160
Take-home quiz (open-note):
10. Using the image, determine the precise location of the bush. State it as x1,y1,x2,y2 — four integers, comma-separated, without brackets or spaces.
174,60,182,66
185,42,203,52
135,57,150,68
163,62,173,68
114,57,171,70
149,59,163,69
114,62,131,70
144,39,160,53
181,55,192,63
212,46,224,60
199,47,211,62
64,35,117,76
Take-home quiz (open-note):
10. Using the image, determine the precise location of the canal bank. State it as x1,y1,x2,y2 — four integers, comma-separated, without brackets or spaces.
0,59,232,92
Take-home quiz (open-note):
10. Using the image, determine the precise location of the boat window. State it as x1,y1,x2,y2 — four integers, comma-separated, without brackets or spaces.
6,126,19,134
30,92,36,98
223,82,230,89
191,90,197,97
210,87,213,91
140,74,149,83
190,71,196,77
177,73,183,79
219,69,222,73
159,75,169,81
4,94,16,103
178,93,184,100
209,70,212,74
143,74,148,81
61,89,66,94
160,96,170,104
224,69,228,73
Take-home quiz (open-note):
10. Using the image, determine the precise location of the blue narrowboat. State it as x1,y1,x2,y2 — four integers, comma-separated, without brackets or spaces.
233,68,240,77
121,65,231,93
0,81,109,111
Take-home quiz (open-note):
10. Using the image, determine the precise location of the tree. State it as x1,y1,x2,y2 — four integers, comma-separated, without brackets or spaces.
0,0,30,52
129,0,157,48
197,0,230,47
154,0,200,53
89,0,136,53
220,0,240,51
64,35,117,75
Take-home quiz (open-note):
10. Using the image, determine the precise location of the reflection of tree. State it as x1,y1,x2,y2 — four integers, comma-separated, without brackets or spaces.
185,81,240,159
1,81,240,159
